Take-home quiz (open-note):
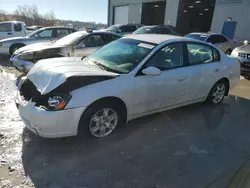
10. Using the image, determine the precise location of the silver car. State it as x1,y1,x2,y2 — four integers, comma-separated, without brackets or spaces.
231,42,250,78
0,26,77,56
11,31,121,73
185,33,242,55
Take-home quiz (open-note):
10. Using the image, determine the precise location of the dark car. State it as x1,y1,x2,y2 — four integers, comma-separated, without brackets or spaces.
132,25,179,35
104,24,143,35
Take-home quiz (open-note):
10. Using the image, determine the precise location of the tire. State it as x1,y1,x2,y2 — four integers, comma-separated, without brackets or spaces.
225,49,232,55
206,80,228,104
78,101,125,138
10,44,25,56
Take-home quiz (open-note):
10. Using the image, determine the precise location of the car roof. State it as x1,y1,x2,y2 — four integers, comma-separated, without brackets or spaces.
0,21,25,24
91,31,121,36
188,32,222,36
125,34,188,44
42,26,76,30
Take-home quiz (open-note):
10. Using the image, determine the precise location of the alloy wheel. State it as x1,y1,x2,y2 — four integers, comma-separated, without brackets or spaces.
212,83,226,104
89,108,118,137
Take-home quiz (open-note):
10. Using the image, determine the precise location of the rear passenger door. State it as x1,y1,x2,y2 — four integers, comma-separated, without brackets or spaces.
185,42,222,101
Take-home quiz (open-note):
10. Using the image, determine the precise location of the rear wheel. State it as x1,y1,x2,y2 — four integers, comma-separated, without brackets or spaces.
206,80,228,104
78,101,124,138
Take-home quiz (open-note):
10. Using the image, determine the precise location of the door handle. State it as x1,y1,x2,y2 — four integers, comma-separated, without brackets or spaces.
178,76,188,82
7,32,12,35
215,69,219,72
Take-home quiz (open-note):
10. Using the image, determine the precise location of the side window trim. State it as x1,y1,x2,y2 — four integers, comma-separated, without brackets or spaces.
136,42,187,76
185,42,220,66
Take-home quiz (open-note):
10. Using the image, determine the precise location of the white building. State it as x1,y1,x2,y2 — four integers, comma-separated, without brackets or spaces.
107,0,250,40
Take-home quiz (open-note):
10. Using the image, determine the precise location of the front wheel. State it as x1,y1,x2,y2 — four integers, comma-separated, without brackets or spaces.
206,81,227,104
79,102,124,138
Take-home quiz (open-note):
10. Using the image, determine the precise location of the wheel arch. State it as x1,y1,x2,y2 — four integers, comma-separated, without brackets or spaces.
78,96,128,131
9,43,26,54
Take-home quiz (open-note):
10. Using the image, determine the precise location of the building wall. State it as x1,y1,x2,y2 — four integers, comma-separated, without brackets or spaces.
164,0,180,26
108,0,160,25
108,0,180,26
211,0,250,40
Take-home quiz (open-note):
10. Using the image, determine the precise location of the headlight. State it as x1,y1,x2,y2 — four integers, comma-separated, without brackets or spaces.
47,94,71,110
231,49,238,58
19,53,34,60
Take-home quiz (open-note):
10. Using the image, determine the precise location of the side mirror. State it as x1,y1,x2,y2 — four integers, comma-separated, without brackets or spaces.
117,29,122,33
142,67,161,76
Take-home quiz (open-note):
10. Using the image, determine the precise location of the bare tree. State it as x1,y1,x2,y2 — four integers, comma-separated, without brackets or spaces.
12,4,56,26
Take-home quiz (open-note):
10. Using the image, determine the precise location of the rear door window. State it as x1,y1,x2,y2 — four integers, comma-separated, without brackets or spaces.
101,34,120,44
14,23,22,32
187,43,213,65
207,35,228,44
56,29,72,38
82,34,105,47
160,27,172,34
0,23,11,32
120,26,137,32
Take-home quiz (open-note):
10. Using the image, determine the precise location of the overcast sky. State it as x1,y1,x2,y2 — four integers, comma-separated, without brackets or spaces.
1,0,108,23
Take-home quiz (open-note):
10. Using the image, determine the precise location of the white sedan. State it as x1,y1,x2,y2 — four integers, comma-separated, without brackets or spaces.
15,34,240,138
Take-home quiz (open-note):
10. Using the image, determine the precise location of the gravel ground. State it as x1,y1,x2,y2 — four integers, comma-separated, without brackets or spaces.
1,57,250,188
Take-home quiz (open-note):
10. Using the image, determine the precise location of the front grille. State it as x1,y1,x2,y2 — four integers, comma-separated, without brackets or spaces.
20,79,41,101
238,53,250,60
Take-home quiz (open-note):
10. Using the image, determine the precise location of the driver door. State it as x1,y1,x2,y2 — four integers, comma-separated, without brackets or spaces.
133,42,189,115
74,34,105,57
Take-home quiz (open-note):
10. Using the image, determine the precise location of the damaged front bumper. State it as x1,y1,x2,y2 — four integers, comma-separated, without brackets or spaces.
10,54,34,74
15,89,86,138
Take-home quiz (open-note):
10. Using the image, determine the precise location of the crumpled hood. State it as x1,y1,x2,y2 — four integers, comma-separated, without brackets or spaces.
0,36,28,43
27,57,119,95
15,42,63,54
235,44,250,53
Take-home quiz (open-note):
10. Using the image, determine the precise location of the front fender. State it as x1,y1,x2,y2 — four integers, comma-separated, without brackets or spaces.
66,74,134,118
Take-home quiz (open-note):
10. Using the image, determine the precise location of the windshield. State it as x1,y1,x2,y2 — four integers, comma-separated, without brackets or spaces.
28,29,41,37
88,38,155,73
133,26,155,34
106,25,118,32
185,34,208,41
55,31,86,46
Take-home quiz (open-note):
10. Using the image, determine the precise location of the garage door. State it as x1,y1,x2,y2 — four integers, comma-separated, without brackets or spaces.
114,6,129,24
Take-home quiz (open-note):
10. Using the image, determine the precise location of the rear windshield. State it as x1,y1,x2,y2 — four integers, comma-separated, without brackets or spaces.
133,26,156,34
185,34,208,41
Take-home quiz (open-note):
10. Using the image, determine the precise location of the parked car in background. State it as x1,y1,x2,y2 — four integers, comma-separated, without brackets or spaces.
104,24,143,35
15,34,240,138
0,21,33,40
231,42,250,78
0,26,77,56
27,25,43,31
185,33,242,55
133,25,179,35
11,31,120,73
